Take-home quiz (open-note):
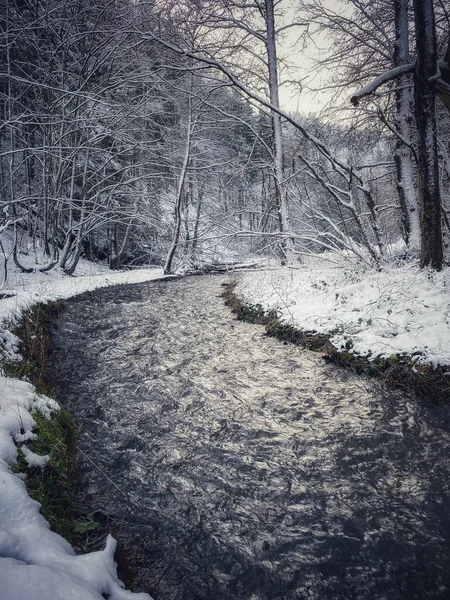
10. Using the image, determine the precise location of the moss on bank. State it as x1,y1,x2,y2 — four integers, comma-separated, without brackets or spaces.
9,302,64,393
3,301,100,549
13,407,77,541
222,282,450,402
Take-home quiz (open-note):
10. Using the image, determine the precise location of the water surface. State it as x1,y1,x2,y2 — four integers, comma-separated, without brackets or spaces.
48,275,450,599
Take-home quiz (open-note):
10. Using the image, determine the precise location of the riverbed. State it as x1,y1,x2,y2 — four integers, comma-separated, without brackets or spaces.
48,275,450,599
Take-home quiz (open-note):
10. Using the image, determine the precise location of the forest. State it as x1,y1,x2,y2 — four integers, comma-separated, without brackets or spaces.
2,3,450,599
1,0,449,277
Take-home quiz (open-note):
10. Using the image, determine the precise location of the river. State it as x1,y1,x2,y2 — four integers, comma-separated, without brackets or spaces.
47,275,450,600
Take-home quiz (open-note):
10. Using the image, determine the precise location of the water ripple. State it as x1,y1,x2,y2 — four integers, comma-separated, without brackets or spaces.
48,276,450,600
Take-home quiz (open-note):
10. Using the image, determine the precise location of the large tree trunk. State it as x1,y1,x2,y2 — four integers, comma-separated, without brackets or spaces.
413,0,443,269
393,0,419,250
435,37,450,113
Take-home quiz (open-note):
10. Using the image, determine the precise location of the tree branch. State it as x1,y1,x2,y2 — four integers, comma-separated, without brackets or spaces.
350,63,414,105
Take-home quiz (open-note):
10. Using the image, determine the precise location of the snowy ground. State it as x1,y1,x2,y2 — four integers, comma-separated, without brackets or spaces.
236,255,450,369
0,251,163,600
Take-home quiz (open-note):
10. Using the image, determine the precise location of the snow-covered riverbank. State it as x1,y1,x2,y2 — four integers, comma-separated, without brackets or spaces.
0,258,163,600
236,256,450,369
0,248,449,599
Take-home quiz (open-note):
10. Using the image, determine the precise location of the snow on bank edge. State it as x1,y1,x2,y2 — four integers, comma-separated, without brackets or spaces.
0,267,164,600
235,259,450,369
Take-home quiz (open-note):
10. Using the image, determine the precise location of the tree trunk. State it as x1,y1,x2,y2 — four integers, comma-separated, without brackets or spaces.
183,176,193,253
191,181,204,256
413,0,443,269
394,0,419,250
111,219,133,270
435,37,450,113
265,0,293,261
164,92,194,275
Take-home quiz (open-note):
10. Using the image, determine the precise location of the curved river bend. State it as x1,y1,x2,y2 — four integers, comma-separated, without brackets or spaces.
48,275,450,600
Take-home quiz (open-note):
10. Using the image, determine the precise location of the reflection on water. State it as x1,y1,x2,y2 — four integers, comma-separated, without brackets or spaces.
49,275,450,600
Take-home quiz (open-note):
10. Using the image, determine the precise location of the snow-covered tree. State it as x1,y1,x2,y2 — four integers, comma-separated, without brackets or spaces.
349,0,446,268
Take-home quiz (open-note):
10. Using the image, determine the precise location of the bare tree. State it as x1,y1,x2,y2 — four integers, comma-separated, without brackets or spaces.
351,0,445,268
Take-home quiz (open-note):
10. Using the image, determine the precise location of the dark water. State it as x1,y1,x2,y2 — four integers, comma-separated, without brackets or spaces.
48,275,450,600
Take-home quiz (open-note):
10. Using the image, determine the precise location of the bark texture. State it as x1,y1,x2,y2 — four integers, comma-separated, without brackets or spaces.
413,0,443,269
393,0,419,249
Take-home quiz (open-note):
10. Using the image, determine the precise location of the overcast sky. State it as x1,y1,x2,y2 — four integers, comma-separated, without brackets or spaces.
276,0,343,116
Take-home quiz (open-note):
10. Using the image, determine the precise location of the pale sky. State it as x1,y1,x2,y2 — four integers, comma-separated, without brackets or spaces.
276,0,341,116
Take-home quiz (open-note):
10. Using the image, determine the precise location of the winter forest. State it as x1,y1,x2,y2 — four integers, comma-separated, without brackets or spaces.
2,0,450,278
3,2,450,599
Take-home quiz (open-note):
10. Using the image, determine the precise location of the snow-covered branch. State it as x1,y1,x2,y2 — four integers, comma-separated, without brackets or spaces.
350,63,414,105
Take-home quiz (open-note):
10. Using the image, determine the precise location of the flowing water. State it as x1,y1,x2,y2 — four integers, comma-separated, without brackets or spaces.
48,275,450,600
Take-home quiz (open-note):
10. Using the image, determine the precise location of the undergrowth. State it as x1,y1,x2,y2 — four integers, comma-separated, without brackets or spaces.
3,301,100,550
222,282,450,402
8,302,64,392
12,407,77,541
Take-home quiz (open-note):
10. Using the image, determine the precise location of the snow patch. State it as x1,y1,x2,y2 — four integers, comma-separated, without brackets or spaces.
21,444,49,468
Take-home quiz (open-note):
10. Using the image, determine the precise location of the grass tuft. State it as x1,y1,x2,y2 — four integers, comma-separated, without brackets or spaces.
6,301,65,393
13,407,77,540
